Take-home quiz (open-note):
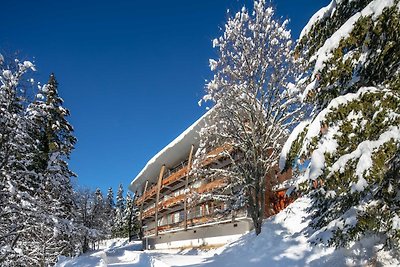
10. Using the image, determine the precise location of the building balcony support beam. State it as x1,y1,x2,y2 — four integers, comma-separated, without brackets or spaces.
184,144,195,231
139,180,149,238
155,165,166,236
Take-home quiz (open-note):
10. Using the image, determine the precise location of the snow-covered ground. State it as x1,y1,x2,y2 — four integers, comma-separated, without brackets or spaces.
56,197,399,267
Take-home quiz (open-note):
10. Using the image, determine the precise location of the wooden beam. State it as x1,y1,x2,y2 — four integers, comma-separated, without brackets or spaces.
184,144,195,230
155,165,166,236
139,180,149,235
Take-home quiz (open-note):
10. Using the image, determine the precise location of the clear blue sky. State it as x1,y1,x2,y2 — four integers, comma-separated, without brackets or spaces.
1,0,329,195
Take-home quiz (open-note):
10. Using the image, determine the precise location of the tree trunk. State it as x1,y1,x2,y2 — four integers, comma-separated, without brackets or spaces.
128,211,132,242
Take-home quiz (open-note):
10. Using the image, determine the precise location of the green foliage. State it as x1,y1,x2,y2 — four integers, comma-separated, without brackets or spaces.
297,0,371,62
292,0,400,251
307,91,399,251
298,1,400,109
285,128,307,170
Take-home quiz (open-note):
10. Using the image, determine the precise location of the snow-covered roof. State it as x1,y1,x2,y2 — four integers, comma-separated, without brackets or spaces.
129,109,212,194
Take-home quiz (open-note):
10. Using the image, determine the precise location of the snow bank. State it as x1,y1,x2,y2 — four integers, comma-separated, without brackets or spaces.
196,197,399,267
55,240,145,267
55,198,399,266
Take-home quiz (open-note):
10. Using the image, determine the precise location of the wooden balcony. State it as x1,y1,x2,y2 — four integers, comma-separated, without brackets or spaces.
160,194,185,210
141,178,226,220
200,144,232,167
195,178,227,194
136,144,233,206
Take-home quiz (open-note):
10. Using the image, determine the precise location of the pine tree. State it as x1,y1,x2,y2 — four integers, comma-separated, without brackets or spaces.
113,184,126,237
282,0,400,249
124,192,139,241
92,188,106,236
0,56,51,266
104,187,115,236
25,73,78,265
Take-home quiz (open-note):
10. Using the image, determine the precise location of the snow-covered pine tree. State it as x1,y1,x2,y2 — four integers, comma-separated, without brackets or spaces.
26,73,78,265
113,184,126,237
281,0,400,249
0,55,49,266
92,188,107,239
124,192,139,241
195,0,303,235
104,187,115,236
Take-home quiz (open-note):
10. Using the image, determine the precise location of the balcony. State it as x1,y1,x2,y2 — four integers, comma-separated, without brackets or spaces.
136,144,232,206
141,178,227,220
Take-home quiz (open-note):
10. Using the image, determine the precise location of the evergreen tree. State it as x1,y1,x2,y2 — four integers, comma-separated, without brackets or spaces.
0,56,84,265
282,0,400,249
113,184,126,237
106,187,115,210
0,56,49,266
105,187,115,235
26,73,78,265
92,188,106,236
124,192,139,241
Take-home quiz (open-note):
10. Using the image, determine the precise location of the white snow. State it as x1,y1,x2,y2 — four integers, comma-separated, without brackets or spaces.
301,79,317,102
310,0,395,77
279,120,310,170
209,59,218,71
393,215,400,230
23,60,36,71
299,0,337,40
56,198,399,267
328,126,400,193
295,87,399,188
300,86,378,155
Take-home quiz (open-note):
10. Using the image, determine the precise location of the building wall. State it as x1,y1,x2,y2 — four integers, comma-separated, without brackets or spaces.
143,218,253,250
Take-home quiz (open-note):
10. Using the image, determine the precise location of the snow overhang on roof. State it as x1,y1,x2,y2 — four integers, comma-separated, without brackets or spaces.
128,109,213,194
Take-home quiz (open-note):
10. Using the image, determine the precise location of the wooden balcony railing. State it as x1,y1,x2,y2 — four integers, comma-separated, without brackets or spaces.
200,144,232,167
195,178,227,194
141,178,227,220
136,144,233,206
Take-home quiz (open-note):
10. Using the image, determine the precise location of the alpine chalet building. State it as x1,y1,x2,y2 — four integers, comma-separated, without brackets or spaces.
129,110,292,249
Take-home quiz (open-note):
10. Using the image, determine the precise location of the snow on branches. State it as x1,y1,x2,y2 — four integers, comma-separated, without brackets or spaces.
195,0,303,235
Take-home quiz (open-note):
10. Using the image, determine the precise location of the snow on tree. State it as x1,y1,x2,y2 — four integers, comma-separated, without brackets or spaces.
124,192,139,241
104,187,115,233
113,183,126,237
25,73,79,265
194,0,303,235
91,188,108,239
0,62,82,265
281,0,400,249
0,55,49,266
73,187,110,253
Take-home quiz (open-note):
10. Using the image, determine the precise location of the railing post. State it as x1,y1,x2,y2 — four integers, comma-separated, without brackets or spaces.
184,144,195,230
139,180,148,238
155,165,165,236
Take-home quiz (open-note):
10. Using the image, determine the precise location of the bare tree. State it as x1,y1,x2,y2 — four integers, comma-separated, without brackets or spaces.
196,0,303,235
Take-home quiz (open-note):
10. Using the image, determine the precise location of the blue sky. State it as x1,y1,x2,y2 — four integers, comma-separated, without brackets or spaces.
1,0,329,195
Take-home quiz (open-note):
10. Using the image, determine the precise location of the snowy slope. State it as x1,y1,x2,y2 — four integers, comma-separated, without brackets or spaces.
55,198,400,267
195,197,399,267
